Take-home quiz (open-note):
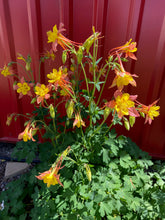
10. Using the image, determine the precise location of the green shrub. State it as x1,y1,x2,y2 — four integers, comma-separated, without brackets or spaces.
1,128,165,219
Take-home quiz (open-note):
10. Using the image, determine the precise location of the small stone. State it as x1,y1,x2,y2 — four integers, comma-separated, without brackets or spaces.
4,162,30,179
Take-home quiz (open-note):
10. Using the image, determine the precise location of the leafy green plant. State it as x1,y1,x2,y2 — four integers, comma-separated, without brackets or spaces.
0,23,162,219
1,130,165,219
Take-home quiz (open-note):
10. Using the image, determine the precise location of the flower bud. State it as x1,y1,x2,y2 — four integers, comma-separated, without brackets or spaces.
62,50,67,64
84,164,92,182
123,117,130,130
129,116,135,127
104,107,111,120
66,119,70,127
25,62,31,71
140,111,145,118
77,46,83,64
66,100,74,119
49,104,55,119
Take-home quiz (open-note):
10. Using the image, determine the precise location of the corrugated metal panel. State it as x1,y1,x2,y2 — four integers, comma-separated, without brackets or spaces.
0,0,165,158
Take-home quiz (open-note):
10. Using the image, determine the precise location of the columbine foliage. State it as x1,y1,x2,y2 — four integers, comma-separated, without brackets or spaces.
1,130,165,219
0,23,162,219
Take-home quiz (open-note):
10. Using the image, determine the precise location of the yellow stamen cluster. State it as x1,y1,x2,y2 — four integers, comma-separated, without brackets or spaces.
148,105,160,120
1,65,12,77
35,84,49,97
47,68,62,84
22,130,31,142
115,93,135,117
17,82,30,95
116,74,135,89
42,171,59,187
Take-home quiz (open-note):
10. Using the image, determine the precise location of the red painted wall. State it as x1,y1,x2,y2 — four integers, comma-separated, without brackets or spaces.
0,0,165,158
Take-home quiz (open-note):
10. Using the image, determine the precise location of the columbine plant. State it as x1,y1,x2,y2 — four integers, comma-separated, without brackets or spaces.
1,23,160,188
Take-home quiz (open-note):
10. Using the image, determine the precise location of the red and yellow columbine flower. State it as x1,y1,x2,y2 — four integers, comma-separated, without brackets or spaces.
35,83,50,105
114,91,139,118
0,65,12,77
13,77,33,99
36,156,64,188
73,112,86,128
44,50,55,61
17,53,31,71
109,39,137,60
110,68,137,91
138,100,160,124
47,23,81,52
18,123,37,142
6,113,15,126
47,67,72,93
110,53,137,91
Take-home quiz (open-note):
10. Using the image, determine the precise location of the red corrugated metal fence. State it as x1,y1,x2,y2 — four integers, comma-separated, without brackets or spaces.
0,0,165,158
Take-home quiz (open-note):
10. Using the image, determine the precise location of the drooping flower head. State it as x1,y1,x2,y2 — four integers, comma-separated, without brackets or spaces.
18,122,37,142
110,68,137,91
47,23,81,52
13,77,33,99
110,53,137,91
114,91,139,119
35,83,50,105
73,112,86,128
0,65,12,77
36,156,64,187
138,100,160,124
6,113,15,126
109,39,137,60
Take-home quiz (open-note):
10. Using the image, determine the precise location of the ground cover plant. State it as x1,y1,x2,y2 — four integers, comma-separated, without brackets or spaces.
0,23,163,219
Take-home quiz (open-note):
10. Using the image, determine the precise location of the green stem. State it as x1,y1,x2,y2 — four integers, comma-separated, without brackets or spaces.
88,117,107,141
15,113,32,120
96,66,111,106
29,68,34,82
65,156,78,165
11,61,33,81
51,138,56,149
90,36,97,100
38,60,42,83
53,118,56,133
105,122,113,135
89,36,98,127
32,119,54,135
70,149,78,163
96,62,110,84
80,124,87,148
80,62,89,96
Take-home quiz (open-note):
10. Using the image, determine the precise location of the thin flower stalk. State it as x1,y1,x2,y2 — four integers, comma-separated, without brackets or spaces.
80,62,89,96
